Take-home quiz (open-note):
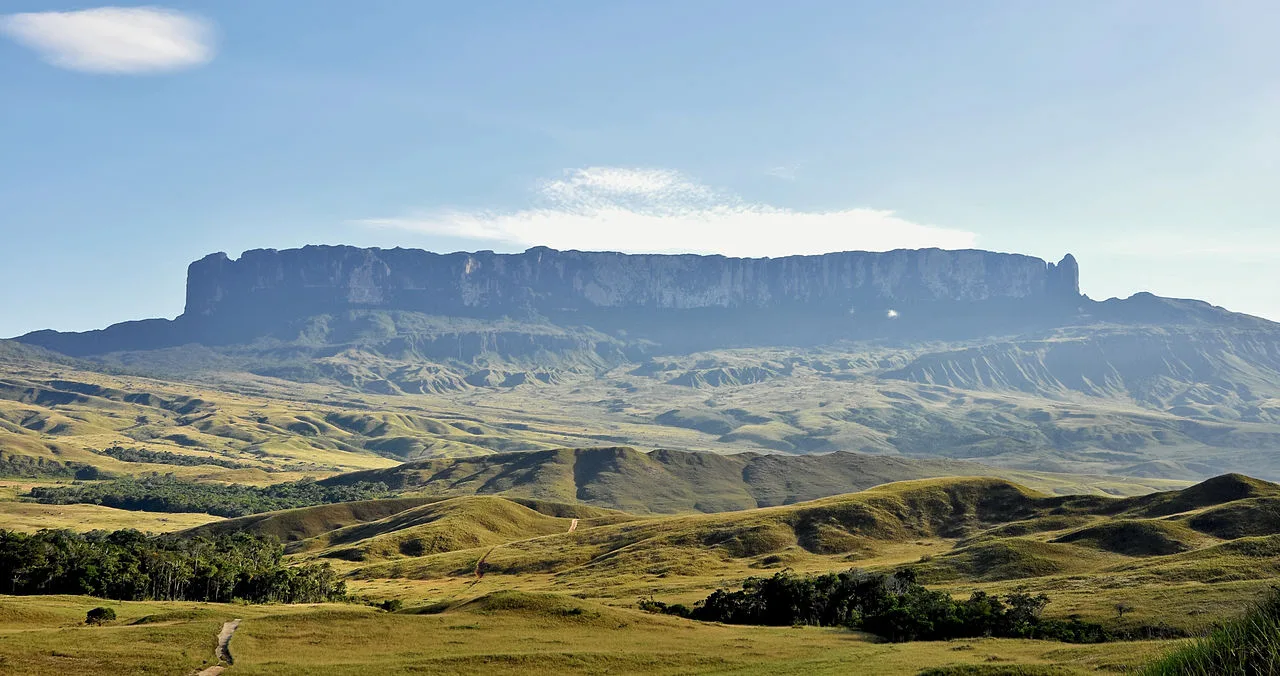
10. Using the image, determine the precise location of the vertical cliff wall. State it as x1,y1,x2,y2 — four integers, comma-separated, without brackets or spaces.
183,246,1081,321
14,246,1086,355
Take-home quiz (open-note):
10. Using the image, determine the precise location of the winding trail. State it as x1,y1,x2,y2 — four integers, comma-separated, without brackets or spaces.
195,619,241,676
452,517,587,600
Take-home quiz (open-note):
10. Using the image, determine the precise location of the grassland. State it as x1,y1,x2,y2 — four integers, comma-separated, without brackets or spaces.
1,341,1268,492
0,592,1171,676
0,501,219,532
211,475,1280,633
3,339,1280,673
3,474,1280,672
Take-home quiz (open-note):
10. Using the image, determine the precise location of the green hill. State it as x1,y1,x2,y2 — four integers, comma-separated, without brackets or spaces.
186,496,445,542
344,477,1084,581
182,473,1280,618
317,446,1101,514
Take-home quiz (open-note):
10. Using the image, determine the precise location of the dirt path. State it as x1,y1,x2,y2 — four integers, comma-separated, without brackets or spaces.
567,518,579,533
195,619,241,676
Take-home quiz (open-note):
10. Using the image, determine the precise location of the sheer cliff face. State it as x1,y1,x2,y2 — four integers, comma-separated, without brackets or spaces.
184,246,1081,320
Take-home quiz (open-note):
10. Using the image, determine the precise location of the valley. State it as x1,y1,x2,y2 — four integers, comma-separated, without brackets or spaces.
2,246,1279,674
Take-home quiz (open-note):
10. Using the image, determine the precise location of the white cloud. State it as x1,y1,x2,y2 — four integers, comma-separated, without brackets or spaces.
357,167,977,257
0,7,214,74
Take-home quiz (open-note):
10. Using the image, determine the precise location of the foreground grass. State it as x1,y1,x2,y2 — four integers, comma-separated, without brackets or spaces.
0,596,239,675
1140,588,1280,675
0,592,1169,675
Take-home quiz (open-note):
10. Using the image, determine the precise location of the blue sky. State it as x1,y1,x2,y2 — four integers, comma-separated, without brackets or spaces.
2,1,1278,337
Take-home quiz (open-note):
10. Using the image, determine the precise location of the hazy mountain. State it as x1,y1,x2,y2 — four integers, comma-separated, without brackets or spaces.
6,246,1280,482
16,245,1085,355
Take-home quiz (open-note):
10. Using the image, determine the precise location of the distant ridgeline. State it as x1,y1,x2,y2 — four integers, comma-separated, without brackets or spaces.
16,246,1087,355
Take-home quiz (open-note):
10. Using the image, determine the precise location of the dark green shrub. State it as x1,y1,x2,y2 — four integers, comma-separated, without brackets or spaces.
85,607,116,625
637,596,692,618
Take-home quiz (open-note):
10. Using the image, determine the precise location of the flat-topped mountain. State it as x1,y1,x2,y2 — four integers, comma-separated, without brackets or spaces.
182,245,1082,315
18,246,1093,355
18,245,1278,360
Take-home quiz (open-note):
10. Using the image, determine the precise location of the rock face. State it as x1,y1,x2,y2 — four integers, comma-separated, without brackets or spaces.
17,246,1095,355
184,245,1081,319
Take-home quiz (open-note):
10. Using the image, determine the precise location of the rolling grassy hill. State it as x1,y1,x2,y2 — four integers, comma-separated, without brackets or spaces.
314,446,1189,517
6,318,1280,488
177,473,1280,633
0,348,634,482
189,495,634,562
317,446,1013,513
0,342,1189,522
5,322,1280,672
4,462,1279,672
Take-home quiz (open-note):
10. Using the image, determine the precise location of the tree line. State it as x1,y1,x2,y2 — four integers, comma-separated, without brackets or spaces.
0,452,104,480
0,529,346,603
641,568,1109,643
93,445,258,470
30,476,393,518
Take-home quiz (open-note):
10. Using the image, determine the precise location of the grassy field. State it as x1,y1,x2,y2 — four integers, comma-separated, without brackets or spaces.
0,501,220,532
3,472,1280,672
0,592,1172,675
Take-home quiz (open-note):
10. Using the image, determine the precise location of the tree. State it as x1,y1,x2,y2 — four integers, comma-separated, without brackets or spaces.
1115,602,1134,620
660,568,1108,644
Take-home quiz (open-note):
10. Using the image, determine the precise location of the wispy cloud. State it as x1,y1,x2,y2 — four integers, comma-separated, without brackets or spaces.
766,162,801,181
0,7,215,74
356,167,977,257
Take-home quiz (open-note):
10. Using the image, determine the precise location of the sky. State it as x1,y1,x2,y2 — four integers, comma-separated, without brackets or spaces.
1,1,1278,337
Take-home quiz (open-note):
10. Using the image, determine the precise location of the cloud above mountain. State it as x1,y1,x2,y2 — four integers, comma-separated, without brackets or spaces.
1,7,215,74
357,167,977,256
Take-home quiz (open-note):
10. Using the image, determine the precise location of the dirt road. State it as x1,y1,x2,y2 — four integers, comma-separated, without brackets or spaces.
195,619,241,676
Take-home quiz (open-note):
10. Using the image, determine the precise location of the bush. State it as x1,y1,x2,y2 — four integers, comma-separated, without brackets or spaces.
85,607,116,625
378,599,404,612
637,596,692,617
